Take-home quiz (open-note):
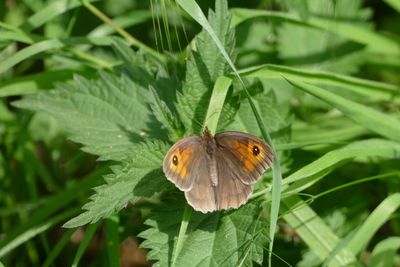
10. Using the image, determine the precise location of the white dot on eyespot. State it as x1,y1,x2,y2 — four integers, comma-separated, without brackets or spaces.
140,132,146,137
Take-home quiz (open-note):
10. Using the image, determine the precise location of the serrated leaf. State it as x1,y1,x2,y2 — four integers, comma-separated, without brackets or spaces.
139,194,269,267
14,71,162,161
176,0,235,134
63,140,169,228
150,87,183,141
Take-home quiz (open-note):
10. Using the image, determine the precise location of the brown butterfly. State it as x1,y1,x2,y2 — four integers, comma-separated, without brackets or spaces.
162,127,274,213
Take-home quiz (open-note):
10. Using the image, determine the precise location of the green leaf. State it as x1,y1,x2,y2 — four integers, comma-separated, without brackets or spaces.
369,236,400,267
139,194,269,266
0,169,104,257
286,79,400,142
345,193,400,255
0,37,112,75
240,64,400,104
63,141,169,228
383,0,400,13
150,86,183,141
0,208,78,259
176,0,235,134
278,0,371,74
14,71,160,161
231,8,400,56
203,76,232,134
282,196,356,266
20,0,99,32
0,69,94,97
282,139,400,194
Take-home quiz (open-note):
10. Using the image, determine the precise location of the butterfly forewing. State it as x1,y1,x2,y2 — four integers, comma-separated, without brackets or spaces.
215,131,273,184
162,136,203,191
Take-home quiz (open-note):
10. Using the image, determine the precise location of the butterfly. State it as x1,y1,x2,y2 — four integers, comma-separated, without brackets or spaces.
162,127,274,213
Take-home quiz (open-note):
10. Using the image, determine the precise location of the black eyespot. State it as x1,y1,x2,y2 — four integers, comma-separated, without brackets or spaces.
172,155,178,166
252,145,260,156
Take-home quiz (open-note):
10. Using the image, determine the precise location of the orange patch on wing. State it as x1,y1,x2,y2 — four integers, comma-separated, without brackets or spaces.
232,140,264,172
169,147,193,180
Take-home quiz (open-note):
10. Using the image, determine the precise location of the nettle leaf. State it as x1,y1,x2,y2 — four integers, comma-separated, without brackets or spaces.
150,87,184,141
112,38,179,107
139,193,269,267
64,140,170,228
14,70,161,161
176,0,236,134
278,0,372,74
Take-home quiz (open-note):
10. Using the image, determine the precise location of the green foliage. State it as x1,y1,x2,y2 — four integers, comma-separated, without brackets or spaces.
176,0,235,134
63,140,169,228
140,195,269,266
1,0,400,266
278,0,372,74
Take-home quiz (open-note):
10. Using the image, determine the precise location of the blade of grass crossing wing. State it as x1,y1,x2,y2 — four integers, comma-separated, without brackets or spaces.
203,76,232,133
71,222,100,267
172,77,231,266
286,79,400,142
176,1,282,265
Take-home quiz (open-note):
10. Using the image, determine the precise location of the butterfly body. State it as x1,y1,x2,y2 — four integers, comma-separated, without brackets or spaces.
163,128,273,213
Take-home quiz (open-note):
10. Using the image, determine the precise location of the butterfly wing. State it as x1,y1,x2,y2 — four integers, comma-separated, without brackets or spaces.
164,131,274,213
215,131,274,185
162,136,203,191
184,162,218,212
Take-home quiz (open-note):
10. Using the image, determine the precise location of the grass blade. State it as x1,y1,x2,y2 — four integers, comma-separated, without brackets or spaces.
0,168,105,257
171,205,192,267
286,79,400,142
204,76,232,133
42,228,76,267
369,236,400,267
282,196,356,266
105,215,120,267
0,208,78,258
240,64,400,103
282,139,400,195
21,0,98,32
71,222,100,267
345,193,400,255
231,8,400,56
383,0,400,13
0,37,112,75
